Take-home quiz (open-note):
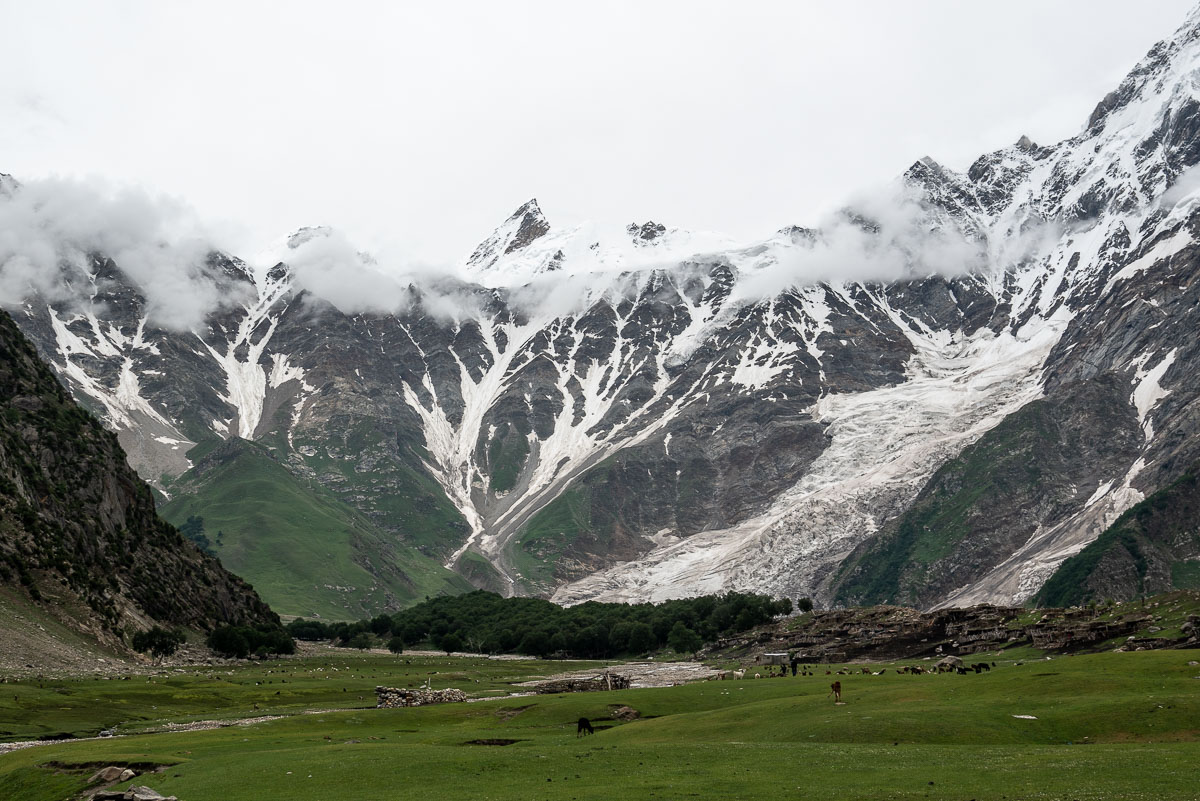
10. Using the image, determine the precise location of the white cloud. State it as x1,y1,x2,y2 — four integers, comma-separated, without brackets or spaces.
0,176,247,330
729,182,991,304
1162,163,1200,206
283,229,415,316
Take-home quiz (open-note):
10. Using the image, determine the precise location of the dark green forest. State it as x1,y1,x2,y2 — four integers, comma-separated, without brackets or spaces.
287,590,794,658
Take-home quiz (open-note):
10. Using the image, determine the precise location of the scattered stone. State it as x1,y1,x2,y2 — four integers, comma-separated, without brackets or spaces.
93,788,177,801
130,788,173,801
517,662,717,689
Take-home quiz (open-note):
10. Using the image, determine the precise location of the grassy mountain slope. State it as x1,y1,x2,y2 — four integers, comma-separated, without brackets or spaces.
160,438,471,619
1036,462,1200,606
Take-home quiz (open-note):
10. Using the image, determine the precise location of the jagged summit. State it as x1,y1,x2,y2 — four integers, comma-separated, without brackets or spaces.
627,221,668,243
465,198,552,274
460,198,740,287
287,225,333,249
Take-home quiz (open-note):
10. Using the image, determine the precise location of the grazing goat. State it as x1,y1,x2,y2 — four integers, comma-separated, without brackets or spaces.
577,717,594,737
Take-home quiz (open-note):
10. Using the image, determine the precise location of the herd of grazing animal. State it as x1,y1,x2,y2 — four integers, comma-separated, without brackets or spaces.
570,656,1002,732
706,661,997,682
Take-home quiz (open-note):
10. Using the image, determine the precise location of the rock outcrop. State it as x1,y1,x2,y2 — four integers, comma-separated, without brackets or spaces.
711,593,1200,664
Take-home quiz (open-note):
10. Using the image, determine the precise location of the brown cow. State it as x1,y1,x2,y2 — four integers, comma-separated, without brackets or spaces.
828,681,842,702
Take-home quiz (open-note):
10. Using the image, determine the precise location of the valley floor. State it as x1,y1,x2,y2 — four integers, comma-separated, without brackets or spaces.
1,649,1198,800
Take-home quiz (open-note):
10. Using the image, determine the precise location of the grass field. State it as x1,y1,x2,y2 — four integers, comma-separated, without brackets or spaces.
2,648,1198,801
159,441,471,618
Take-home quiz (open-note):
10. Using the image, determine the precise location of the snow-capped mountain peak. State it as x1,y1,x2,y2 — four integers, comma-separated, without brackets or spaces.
465,198,552,275
7,5,1200,615
461,201,744,288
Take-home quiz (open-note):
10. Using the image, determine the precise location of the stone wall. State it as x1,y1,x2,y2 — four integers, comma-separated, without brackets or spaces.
375,686,467,708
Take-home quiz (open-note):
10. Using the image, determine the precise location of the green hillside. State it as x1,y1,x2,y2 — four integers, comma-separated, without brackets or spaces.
1037,461,1200,607
833,376,1141,607
160,438,471,619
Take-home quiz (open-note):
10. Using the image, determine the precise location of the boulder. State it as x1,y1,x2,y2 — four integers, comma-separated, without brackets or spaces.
128,787,175,801
611,705,640,721
88,766,127,784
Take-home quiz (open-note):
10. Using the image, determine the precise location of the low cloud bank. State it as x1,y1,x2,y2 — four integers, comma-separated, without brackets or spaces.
0,176,240,330
1162,162,1200,206
734,184,989,303
279,229,492,323
281,228,416,316
0,174,1056,333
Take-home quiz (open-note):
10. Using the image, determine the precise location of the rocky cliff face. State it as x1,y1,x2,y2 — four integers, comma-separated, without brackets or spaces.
0,310,277,645
5,8,1200,611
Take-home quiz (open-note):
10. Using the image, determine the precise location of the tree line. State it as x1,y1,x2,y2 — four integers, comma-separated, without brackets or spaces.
286,590,797,658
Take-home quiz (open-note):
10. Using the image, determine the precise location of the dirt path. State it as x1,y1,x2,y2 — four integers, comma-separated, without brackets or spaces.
0,711,322,756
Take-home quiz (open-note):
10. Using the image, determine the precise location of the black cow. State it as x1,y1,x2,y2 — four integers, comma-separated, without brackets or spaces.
577,717,594,737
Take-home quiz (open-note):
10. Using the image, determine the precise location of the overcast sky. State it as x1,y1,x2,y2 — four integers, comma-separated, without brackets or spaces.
2,1,1196,267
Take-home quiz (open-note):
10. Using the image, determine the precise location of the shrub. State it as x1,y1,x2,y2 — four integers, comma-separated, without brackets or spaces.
440,632,463,654
132,626,186,661
207,625,294,658
667,621,702,654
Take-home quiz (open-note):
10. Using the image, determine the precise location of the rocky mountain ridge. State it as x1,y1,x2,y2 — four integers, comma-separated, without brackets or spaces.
0,309,277,656
3,8,1200,613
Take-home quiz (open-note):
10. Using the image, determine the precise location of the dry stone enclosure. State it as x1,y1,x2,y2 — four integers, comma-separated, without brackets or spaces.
375,686,467,708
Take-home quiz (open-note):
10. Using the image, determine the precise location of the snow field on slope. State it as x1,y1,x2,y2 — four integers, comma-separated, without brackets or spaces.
552,300,1070,605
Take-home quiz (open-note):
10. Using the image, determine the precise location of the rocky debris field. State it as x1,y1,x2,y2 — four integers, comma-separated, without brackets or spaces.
710,592,1200,664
